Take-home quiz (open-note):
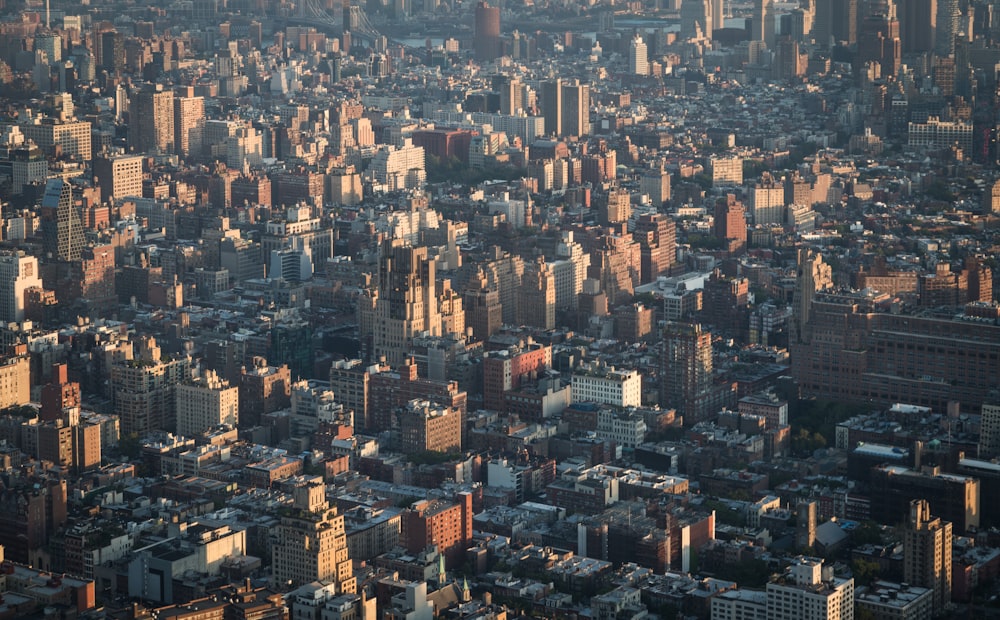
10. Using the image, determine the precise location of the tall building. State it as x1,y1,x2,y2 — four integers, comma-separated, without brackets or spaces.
935,0,959,56
898,0,937,53
748,172,785,225
680,0,713,39
660,323,716,423
713,195,747,255
401,493,473,569
173,92,205,159
541,79,562,137
549,231,591,310
518,257,556,329
111,335,191,436
100,31,124,72
474,1,501,62
904,499,952,613
176,369,239,437
765,557,854,620
796,501,817,550
463,268,503,342
981,402,1000,459
857,12,901,77
482,339,551,410
130,84,174,155
639,164,671,207
814,0,857,45
272,478,356,592
92,154,143,204
790,248,832,343
753,0,775,46
20,118,92,162
40,363,81,422
398,399,462,454
629,35,649,75
0,250,42,323
562,81,590,138
0,347,31,410
360,241,442,366
40,178,84,262
601,187,632,226
634,213,676,284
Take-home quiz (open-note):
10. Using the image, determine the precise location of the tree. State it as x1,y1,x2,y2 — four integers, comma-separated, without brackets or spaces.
851,558,881,587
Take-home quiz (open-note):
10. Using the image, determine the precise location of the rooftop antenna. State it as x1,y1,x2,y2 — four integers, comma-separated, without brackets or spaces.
45,0,50,29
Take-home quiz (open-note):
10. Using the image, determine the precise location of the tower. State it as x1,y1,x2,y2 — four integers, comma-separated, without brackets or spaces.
541,78,562,137
561,80,590,138
40,178,84,262
898,0,937,53
273,477,356,592
0,250,42,323
463,267,503,342
681,0,713,40
753,0,775,46
790,248,832,344
713,195,747,255
935,0,959,56
904,499,952,612
474,1,501,62
517,257,556,329
660,322,714,423
130,84,174,155
796,501,817,550
366,240,442,366
629,35,649,75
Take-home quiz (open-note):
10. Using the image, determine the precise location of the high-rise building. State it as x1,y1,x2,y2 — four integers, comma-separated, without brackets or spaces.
0,250,42,323
629,35,649,75
40,178,84,262
814,0,857,45
549,231,591,310
401,493,473,568
639,164,671,207
40,363,80,422
173,92,205,159
92,154,143,204
935,0,959,56
601,187,632,226
561,81,590,138
634,213,676,284
100,31,124,72
765,557,854,620
753,0,775,47
904,499,952,612
20,118,92,162
713,195,747,255
272,477,356,591
240,358,292,427
130,84,174,155
474,1,501,62
518,257,556,329
482,339,551,411
541,79,562,137
463,268,503,342
680,0,713,40
980,402,1000,459
796,501,817,550
175,369,239,437
359,241,442,367
857,12,901,77
660,322,716,423
748,172,785,225
898,0,937,53
111,335,191,436
0,347,31,410
398,399,463,454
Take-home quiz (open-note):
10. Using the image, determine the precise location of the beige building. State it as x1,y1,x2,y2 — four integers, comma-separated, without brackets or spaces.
0,250,42,323
21,118,92,161
175,369,239,437
518,256,556,329
272,478,356,592
398,399,462,454
0,349,31,410
904,499,952,613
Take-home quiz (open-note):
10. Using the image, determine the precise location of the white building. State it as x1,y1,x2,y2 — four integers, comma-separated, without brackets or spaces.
175,369,239,437
369,139,426,191
765,557,854,620
711,589,767,620
548,231,590,310
0,250,42,323
629,35,649,75
571,363,642,408
596,408,647,448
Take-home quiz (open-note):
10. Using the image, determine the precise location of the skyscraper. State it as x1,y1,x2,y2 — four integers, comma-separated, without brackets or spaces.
173,91,205,159
814,0,857,45
904,499,952,613
561,80,590,138
0,250,42,323
713,194,747,255
273,478,356,591
130,83,174,155
175,369,239,437
681,0,713,39
898,0,937,53
541,78,562,137
362,240,442,366
981,402,1000,459
753,0,775,46
518,257,556,329
660,322,715,423
463,267,503,342
40,178,84,262
634,213,676,284
935,0,959,56
629,35,649,75
474,1,501,62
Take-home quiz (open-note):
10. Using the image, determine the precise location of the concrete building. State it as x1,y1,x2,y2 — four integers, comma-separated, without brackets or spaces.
0,250,42,323
855,580,933,620
272,478,356,591
175,369,239,437
765,557,854,620
571,363,642,408
903,499,952,613
398,399,463,454
92,154,143,204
